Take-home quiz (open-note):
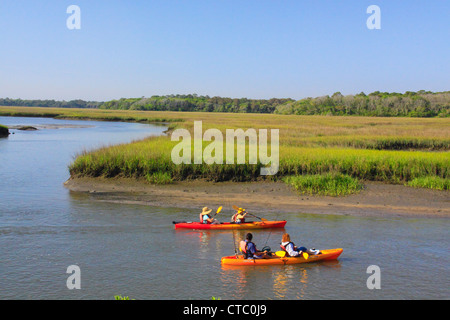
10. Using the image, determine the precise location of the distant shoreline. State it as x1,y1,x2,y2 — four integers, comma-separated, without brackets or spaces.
64,177,450,218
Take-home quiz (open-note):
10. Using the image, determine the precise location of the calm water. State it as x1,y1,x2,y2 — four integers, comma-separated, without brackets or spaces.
0,116,449,300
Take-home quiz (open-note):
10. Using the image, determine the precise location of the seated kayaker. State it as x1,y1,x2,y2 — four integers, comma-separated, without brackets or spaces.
280,233,320,257
231,208,248,224
200,207,220,224
239,233,269,259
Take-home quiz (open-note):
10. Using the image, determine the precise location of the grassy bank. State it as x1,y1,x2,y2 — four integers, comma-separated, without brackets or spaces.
68,134,449,192
2,106,448,193
0,124,9,137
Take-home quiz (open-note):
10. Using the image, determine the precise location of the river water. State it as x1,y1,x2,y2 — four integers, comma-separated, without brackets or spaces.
0,116,448,300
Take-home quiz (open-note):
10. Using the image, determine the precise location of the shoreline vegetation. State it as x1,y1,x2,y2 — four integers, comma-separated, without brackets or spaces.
1,104,449,210
1,90,449,117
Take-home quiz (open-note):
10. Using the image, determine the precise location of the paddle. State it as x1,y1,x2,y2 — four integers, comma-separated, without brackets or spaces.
212,206,223,218
275,251,286,258
232,205,268,222
276,250,308,259
172,220,187,224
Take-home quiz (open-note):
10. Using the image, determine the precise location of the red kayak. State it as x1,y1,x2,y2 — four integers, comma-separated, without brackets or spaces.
173,220,287,230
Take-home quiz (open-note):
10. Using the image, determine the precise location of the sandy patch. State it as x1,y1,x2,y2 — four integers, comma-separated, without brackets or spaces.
64,177,450,218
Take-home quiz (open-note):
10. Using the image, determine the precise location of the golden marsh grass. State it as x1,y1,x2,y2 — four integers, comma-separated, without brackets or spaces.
1,106,449,190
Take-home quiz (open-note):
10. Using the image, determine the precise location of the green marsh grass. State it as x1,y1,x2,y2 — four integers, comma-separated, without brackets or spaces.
69,135,450,189
283,173,364,196
2,106,448,191
146,171,174,184
406,176,449,191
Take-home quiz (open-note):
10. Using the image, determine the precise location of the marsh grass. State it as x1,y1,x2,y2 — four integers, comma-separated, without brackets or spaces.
2,106,450,150
146,171,174,184
283,173,364,196
68,135,449,190
406,176,449,191
3,106,448,191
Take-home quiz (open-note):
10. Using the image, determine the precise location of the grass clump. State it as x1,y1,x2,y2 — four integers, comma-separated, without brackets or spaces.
283,173,364,196
406,176,449,191
114,295,134,300
146,172,173,184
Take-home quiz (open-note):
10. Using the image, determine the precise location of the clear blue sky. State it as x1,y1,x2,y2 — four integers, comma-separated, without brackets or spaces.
0,0,448,101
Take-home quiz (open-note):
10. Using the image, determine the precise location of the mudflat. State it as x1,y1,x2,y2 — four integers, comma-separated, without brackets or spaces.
64,178,450,218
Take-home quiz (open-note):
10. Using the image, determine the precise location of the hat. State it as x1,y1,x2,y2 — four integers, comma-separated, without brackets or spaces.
201,207,212,215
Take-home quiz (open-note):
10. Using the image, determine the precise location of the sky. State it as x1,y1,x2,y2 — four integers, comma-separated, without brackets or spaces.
0,0,449,101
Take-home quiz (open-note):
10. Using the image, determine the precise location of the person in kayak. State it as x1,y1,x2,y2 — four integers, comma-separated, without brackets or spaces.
231,207,248,224
200,207,220,224
280,233,320,257
240,233,269,259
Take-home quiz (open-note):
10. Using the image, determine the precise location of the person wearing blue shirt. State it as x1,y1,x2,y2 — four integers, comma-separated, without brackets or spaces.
239,233,269,259
200,207,220,224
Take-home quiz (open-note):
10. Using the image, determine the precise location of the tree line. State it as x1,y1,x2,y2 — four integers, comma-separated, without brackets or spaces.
100,94,293,114
1,91,449,117
273,91,450,117
0,98,102,109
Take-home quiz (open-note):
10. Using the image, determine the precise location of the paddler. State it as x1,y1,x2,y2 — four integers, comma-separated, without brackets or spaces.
239,233,269,259
199,207,220,224
280,233,320,257
231,207,248,224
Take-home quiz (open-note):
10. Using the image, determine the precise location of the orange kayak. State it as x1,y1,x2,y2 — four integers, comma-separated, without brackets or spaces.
221,248,343,266
173,220,287,230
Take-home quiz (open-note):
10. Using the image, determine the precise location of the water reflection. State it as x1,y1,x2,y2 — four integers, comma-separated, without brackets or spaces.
219,254,343,299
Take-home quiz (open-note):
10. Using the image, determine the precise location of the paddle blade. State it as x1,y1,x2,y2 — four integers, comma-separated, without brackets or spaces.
302,252,309,260
232,205,239,211
216,206,223,214
275,251,286,258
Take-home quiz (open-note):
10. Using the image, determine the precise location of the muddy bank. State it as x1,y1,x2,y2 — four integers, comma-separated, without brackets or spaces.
64,178,450,218
8,124,94,130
